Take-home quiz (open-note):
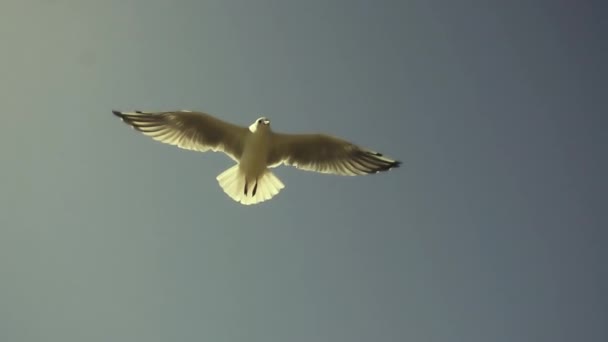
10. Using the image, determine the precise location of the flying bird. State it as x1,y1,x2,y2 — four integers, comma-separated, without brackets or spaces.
112,110,401,205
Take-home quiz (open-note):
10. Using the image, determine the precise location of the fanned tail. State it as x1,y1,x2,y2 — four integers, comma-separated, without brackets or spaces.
216,165,285,205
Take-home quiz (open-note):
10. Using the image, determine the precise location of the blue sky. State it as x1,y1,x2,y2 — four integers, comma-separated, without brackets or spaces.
0,1,606,341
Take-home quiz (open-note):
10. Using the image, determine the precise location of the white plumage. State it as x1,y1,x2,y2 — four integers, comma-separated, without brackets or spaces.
113,110,401,205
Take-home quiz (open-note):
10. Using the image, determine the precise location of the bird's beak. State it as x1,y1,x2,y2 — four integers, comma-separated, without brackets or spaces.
262,119,270,125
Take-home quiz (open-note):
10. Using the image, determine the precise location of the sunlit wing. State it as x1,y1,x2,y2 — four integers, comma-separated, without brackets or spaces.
112,110,249,161
268,133,401,175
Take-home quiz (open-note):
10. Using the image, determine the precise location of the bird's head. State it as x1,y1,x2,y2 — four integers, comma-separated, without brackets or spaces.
249,116,271,133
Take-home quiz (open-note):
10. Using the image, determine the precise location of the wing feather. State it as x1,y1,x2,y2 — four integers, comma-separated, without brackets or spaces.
268,133,401,176
113,110,248,161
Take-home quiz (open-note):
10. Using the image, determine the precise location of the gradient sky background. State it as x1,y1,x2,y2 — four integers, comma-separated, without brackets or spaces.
1,1,606,341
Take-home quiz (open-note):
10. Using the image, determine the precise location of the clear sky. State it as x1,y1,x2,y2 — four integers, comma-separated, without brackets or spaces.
1,1,606,341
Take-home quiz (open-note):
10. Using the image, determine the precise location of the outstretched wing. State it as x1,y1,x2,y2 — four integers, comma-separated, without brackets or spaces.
113,110,249,161
268,132,401,176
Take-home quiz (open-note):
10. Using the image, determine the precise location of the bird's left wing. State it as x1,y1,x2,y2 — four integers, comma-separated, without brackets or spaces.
268,132,401,176
113,110,248,161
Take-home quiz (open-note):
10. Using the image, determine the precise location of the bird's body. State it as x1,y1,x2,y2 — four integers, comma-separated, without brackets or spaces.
240,122,271,180
217,120,285,205
113,110,400,205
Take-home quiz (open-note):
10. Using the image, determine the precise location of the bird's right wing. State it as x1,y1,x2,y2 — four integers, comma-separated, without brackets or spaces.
113,110,249,161
268,132,401,176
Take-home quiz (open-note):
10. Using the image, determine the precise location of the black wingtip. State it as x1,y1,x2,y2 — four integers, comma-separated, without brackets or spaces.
112,110,123,117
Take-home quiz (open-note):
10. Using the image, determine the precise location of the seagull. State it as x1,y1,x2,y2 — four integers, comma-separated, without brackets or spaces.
112,110,401,205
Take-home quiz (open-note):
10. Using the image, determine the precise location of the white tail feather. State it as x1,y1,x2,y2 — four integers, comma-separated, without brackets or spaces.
216,165,285,205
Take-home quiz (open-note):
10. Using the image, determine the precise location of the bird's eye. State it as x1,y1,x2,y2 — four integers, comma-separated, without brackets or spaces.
258,119,262,124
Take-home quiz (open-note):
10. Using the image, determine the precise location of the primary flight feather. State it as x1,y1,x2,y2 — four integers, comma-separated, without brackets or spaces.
113,110,401,205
